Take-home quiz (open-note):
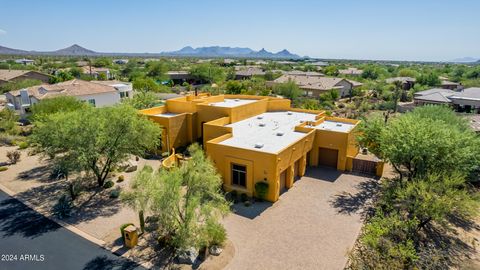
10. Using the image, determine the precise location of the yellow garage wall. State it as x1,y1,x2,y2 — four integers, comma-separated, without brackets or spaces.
312,130,349,170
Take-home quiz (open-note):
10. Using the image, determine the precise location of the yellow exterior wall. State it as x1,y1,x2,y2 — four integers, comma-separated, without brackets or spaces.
140,94,378,203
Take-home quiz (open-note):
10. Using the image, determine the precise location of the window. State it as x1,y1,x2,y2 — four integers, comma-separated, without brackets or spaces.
120,91,128,98
88,99,96,107
231,164,247,187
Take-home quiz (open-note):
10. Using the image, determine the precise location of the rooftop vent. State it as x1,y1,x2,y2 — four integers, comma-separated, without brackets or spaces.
234,99,240,102
336,123,343,127
258,122,266,127
276,131,284,136
254,143,264,149
287,111,293,115
257,116,264,120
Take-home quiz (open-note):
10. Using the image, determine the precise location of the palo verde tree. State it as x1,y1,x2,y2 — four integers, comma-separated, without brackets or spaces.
30,96,88,122
273,79,302,100
31,104,162,187
123,143,230,251
378,106,480,181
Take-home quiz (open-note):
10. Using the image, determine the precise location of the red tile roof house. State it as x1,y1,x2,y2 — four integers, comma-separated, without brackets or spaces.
5,79,132,115
271,74,361,98
0,70,52,86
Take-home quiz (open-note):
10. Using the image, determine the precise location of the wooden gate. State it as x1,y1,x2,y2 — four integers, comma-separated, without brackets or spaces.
352,158,377,175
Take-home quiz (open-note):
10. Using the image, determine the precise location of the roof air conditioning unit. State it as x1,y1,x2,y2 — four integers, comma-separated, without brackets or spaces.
336,123,342,127
234,99,240,102
276,131,284,136
254,143,264,149
258,122,266,127
257,116,264,120
287,111,293,115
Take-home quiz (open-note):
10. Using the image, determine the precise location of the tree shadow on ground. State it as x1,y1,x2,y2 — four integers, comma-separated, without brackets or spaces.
15,181,66,213
17,163,57,183
63,187,123,225
329,178,379,218
82,255,145,270
416,225,478,269
0,196,60,239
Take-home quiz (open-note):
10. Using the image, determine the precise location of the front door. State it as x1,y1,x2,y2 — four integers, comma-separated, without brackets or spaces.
318,147,338,168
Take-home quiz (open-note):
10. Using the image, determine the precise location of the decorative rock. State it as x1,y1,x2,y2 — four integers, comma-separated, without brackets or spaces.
209,245,223,256
125,165,137,172
176,247,198,265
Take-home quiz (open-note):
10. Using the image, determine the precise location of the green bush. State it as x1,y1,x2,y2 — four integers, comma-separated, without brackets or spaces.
240,193,248,202
103,180,114,189
244,200,251,207
53,194,72,219
109,188,121,199
17,141,29,149
204,220,227,247
120,223,134,241
230,190,238,203
117,175,125,182
254,182,269,201
0,166,8,172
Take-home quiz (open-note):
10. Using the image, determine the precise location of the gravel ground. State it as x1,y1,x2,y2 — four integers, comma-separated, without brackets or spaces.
223,167,377,270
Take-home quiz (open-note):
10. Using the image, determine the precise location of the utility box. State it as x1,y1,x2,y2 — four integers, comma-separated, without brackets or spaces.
123,225,138,248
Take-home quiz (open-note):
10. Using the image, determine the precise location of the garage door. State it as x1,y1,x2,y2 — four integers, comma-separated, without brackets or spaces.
318,148,338,168
279,170,287,193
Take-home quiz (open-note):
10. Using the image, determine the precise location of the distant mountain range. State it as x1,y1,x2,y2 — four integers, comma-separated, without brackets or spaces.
0,44,302,59
449,57,479,63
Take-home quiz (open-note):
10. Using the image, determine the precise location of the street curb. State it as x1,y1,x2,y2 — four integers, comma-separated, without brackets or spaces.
0,182,106,247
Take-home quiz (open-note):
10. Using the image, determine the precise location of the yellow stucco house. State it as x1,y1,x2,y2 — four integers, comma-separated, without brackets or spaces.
140,94,383,202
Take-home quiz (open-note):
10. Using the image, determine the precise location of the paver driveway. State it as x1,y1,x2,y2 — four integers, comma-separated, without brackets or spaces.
223,167,378,270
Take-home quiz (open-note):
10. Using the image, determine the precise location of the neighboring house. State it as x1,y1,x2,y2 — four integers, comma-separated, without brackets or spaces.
414,87,480,113
284,70,324,77
339,67,363,76
5,79,132,115
14,58,34,65
113,59,129,65
82,66,112,79
0,70,52,86
235,66,266,79
440,80,462,90
272,74,355,97
76,61,89,67
167,71,194,85
140,94,383,202
386,77,416,90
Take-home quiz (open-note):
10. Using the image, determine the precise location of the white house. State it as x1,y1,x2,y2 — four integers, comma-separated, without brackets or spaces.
5,79,132,115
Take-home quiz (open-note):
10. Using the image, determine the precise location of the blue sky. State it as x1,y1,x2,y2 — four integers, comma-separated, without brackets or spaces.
1,0,479,61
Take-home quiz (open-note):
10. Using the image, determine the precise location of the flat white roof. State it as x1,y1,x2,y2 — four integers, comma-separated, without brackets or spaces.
155,112,178,117
314,120,355,133
218,111,317,153
208,98,258,108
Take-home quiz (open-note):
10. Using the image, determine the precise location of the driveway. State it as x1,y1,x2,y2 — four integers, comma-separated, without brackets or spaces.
0,190,145,270
223,167,378,270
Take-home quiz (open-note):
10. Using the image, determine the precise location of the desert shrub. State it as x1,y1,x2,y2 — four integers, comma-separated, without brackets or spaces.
53,194,72,219
117,175,125,182
17,141,29,149
203,220,227,247
103,180,114,189
120,223,134,241
6,150,21,164
240,193,248,202
109,188,121,199
254,182,269,201
0,166,8,172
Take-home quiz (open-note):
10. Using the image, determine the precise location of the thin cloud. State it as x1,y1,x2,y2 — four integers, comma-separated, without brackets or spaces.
0,29,7,35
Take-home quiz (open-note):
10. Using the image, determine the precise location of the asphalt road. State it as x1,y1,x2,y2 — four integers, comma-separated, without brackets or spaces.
0,190,145,270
